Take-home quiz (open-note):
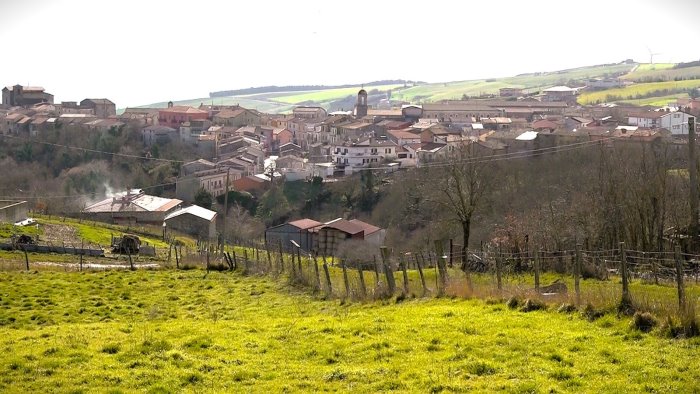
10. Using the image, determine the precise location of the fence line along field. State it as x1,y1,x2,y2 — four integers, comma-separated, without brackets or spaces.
1,269,699,393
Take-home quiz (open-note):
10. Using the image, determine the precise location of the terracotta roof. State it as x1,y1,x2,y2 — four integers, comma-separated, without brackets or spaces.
159,106,208,114
387,129,421,139
628,111,664,119
321,219,364,235
532,119,558,129
215,108,247,118
288,219,323,230
348,219,381,236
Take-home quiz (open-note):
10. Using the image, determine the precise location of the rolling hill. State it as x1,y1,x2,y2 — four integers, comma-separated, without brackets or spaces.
131,61,700,114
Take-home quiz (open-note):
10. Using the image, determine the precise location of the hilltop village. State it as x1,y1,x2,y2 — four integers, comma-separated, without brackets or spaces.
2,70,699,247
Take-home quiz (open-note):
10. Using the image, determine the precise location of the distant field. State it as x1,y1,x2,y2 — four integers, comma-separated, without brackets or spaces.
131,63,638,113
623,65,700,82
634,63,675,72
1,270,698,392
392,64,637,103
619,93,690,107
578,79,700,105
268,84,404,104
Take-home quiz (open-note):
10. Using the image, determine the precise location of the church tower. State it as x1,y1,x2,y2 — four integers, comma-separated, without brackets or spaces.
355,88,368,118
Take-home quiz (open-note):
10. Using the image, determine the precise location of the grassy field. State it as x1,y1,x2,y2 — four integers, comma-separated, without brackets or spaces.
132,63,638,113
268,84,405,104
1,269,699,393
577,79,700,105
622,65,700,82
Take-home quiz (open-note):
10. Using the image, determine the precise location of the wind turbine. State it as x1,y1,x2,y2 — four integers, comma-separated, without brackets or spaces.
646,46,661,65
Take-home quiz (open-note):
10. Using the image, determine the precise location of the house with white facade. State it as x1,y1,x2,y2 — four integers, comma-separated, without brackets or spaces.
332,138,398,174
660,111,695,135
627,111,664,128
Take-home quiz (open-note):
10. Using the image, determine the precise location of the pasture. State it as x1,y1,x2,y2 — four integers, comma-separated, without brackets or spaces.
577,79,700,105
1,269,699,393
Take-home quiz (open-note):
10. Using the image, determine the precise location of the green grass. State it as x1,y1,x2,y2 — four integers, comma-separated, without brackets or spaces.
0,269,698,392
634,63,676,72
622,65,700,83
619,93,689,107
132,63,638,113
269,84,404,104
578,79,700,105
0,223,41,240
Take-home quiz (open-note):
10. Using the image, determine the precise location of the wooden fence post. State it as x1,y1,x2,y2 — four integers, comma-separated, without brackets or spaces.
232,250,238,271
619,242,632,311
127,248,134,271
342,260,350,298
296,246,303,278
79,240,84,272
290,247,297,278
357,263,366,298
416,252,427,296
321,255,332,296
174,244,180,269
206,247,210,273
266,246,272,272
400,254,409,295
496,244,503,292
373,255,380,287
575,244,582,305
243,249,250,275
278,240,284,273
312,253,321,291
380,246,396,296
534,249,540,293
434,240,448,294
448,239,454,268
22,245,30,271
674,245,686,310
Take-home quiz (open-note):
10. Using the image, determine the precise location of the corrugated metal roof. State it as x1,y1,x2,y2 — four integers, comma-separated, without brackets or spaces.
164,205,216,222
288,219,323,230
516,131,539,141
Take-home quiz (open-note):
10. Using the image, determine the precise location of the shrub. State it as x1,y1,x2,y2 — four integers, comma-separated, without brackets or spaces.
101,343,120,354
506,297,520,309
558,303,577,314
520,298,547,312
631,312,657,333
582,303,606,321
467,361,497,376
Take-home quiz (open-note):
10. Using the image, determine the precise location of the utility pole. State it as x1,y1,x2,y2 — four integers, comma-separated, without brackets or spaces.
689,116,698,251
222,167,230,251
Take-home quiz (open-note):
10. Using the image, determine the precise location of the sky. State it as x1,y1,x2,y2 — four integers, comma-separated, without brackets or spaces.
1,0,699,108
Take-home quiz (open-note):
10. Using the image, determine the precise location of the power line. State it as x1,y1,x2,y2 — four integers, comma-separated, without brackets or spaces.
0,181,178,200
0,134,185,163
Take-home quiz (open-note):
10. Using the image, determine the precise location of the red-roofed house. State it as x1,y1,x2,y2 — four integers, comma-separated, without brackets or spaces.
315,218,386,256
158,104,209,128
265,218,324,251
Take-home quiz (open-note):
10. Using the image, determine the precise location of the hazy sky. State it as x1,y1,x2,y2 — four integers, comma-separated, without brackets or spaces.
1,0,699,108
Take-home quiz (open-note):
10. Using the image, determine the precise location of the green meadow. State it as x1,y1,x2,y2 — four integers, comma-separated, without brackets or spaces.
1,269,699,393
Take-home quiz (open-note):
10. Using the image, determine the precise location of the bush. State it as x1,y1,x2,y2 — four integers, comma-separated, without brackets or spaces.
582,303,606,321
558,303,577,314
520,298,547,312
506,296,520,309
631,312,657,333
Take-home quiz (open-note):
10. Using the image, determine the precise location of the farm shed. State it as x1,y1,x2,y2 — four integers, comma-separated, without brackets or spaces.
164,205,217,241
82,189,182,226
265,219,322,252
0,200,28,224
315,218,385,257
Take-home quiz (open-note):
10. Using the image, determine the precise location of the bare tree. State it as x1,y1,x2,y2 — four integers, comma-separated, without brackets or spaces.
421,142,496,269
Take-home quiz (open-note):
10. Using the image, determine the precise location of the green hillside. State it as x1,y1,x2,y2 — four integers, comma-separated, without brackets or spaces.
131,61,700,113
1,270,698,392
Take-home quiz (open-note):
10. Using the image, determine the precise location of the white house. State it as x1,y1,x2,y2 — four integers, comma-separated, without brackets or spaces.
332,138,398,174
660,111,695,135
627,111,663,128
